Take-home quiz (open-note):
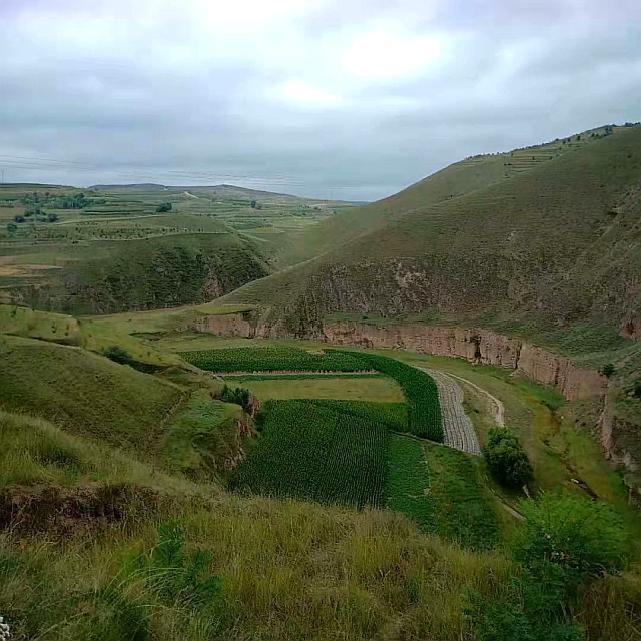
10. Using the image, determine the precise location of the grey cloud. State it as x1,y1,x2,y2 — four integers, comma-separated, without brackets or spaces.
0,0,639,200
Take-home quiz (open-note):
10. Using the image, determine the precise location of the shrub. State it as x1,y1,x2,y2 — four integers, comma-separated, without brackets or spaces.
102,345,132,365
220,385,251,412
483,428,532,488
516,492,628,587
47,212,59,222
600,363,615,378
156,202,172,213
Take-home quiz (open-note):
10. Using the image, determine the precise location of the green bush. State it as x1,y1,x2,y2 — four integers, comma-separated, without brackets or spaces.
516,492,628,587
483,427,532,488
220,385,251,412
600,363,615,378
468,493,628,641
102,345,132,365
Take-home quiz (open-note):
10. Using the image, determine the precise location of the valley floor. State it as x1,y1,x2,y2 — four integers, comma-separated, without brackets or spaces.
1,304,640,640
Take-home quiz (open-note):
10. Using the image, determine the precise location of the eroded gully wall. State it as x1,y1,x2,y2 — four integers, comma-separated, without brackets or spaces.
192,314,608,401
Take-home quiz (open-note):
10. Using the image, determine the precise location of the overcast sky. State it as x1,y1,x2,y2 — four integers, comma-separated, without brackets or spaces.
1,0,640,200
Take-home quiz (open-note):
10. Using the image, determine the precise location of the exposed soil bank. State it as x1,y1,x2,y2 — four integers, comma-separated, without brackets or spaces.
193,314,607,402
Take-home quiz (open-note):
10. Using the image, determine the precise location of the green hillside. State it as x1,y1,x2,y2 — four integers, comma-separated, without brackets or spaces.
224,125,641,340
0,182,358,314
0,334,183,453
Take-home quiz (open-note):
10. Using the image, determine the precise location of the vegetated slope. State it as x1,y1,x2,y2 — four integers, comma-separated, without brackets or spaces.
0,334,183,454
10,233,267,314
275,125,616,266
0,409,197,495
225,125,641,340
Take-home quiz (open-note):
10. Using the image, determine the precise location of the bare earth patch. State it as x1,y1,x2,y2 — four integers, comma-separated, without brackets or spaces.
422,368,481,455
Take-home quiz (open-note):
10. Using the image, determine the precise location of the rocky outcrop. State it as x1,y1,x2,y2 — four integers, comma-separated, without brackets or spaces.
192,314,608,401
193,311,257,337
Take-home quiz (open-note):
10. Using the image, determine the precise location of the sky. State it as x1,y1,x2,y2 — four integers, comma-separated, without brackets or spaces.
1,0,640,201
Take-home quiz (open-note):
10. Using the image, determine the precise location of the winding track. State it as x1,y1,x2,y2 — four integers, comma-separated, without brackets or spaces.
420,368,482,456
446,372,505,427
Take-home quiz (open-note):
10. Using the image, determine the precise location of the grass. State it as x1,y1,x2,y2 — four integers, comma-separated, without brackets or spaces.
229,400,390,508
0,409,198,495
226,374,404,402
0,334,183,455
163,390,243,481
0,304,81,344
0,499,515,641
425,444,500,550
385,434,435,531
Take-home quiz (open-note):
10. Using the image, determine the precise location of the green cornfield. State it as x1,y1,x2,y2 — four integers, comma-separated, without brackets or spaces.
181,346,369,373
228,400,391,508
330,350,444,442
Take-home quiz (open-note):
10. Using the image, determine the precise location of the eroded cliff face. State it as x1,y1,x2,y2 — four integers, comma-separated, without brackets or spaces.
192,314,607,401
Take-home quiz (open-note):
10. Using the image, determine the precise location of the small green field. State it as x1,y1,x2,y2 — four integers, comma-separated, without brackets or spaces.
227,374,404,402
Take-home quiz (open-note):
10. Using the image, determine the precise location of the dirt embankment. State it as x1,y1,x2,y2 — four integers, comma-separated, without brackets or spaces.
194,314,607,402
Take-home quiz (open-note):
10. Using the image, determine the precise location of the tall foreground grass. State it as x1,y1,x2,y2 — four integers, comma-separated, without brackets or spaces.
0,499,511,641
1,496,639,641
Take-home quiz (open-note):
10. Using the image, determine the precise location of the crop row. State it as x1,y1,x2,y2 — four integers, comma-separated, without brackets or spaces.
330,351,444,442
228,400,389,508
181,346,369,373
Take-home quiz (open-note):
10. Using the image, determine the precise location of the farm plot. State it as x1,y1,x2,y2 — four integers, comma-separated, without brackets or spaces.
181,346,369,373
423,369,481,455
385,435,436,531
228,400,391,508
332,351,443,442
425,444,499,550
225,374,404,402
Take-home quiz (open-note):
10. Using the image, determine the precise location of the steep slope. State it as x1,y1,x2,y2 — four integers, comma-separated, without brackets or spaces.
0,334,183,453
6,233,267,314
225,125,641,339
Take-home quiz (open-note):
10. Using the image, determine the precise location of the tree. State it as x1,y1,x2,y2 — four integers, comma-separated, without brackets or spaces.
156,202,172,213
6,222,17,237
47,212,59,222
250,199,256,208
483,427,533,488
220,385,252,412
14,215,25,223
